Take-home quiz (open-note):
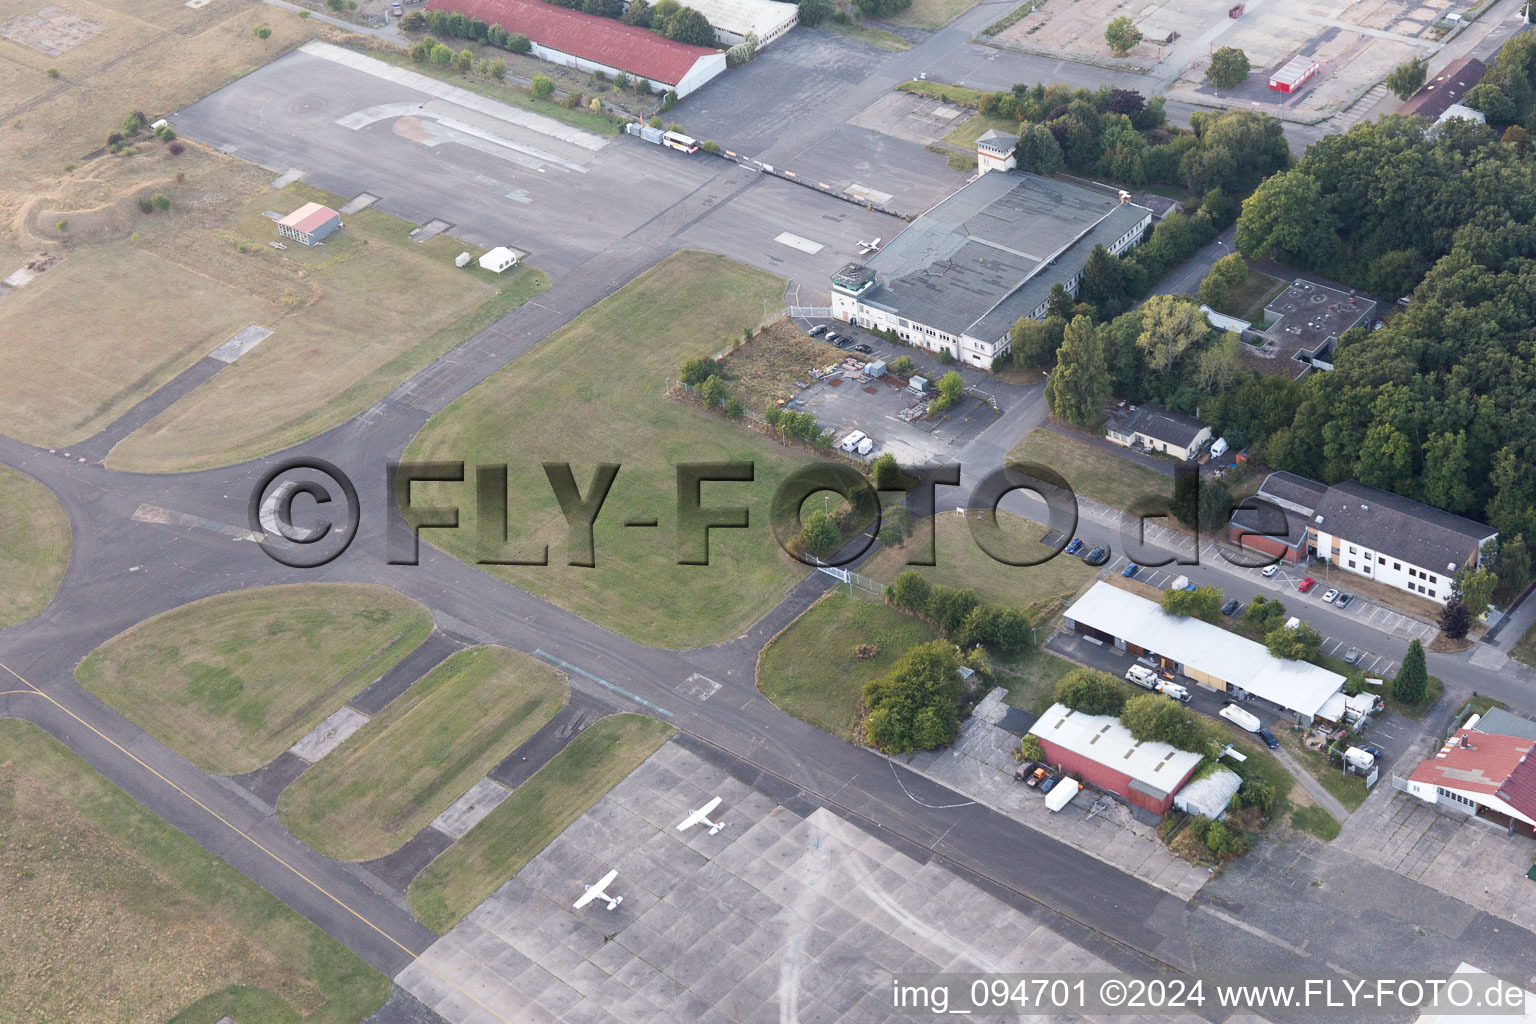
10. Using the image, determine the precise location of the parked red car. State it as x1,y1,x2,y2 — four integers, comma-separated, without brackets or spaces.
1297,576,1316,593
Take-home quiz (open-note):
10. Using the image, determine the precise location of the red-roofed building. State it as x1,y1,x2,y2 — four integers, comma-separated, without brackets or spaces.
277,202,342,245
427,0,727,97
1404,728,1536,837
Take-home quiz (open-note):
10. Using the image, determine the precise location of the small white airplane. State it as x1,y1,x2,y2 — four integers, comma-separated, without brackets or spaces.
676,796,726,836
857,237,882,254
573,869,623,910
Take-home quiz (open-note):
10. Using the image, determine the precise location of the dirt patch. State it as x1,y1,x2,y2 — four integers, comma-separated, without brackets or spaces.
715,318,851,414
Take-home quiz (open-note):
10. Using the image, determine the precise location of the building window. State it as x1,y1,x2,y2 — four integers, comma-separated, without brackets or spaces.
1394,562,1401,570
1429,590,1436,599
1409,569,1417,578
1348,560,1356,569
1378,555,1386,564
1429,575,1437,585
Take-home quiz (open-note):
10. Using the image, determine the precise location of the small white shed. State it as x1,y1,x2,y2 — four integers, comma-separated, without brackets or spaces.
1172,768,1242,819
478,247,519,273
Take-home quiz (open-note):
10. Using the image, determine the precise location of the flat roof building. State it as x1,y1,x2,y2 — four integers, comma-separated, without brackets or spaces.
428,0,726,97
1269,55,1320,94
277,202,341,245
1028,702,1203,816
1246,278,1372,378
1062,581,1346,723
1399,57,1486,121
1230,471,1497,605
830,171,1152,369
681,0,797,47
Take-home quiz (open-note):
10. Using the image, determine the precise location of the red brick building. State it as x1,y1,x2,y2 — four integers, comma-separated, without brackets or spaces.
1029,703,1203,815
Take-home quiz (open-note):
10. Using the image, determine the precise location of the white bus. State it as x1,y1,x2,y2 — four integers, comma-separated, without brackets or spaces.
662,130,699,154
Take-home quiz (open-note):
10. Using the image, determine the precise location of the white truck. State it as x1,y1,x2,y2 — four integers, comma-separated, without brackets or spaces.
1219,703,1261,733
1156,679,1191,703
1125,665,1160,689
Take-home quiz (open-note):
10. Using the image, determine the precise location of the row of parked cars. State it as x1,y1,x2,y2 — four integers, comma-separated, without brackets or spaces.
1063,537,1109,566
807,323,872,354
1259,564,1356,608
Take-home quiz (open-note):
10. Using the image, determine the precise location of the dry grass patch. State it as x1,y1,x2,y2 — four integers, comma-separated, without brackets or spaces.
716,318,848,412
278,647,567,862
0,0,318,193
75,583,433,775
0,719,387,1024
0,465,71,627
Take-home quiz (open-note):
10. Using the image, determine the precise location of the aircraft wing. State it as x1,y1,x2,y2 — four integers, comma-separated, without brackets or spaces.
676,796,722,831
573,869,618,907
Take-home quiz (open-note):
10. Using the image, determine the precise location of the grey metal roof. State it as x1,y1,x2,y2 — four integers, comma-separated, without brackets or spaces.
975,128,1014,155
1472,708,1536,743
1230,471,1495,570
1110,403,1208,448
860,171,1150,340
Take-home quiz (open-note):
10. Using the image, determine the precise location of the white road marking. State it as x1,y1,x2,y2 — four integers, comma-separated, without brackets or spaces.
774,232,825,254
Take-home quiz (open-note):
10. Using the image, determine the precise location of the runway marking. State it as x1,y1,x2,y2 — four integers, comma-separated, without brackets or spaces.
534,649,674,718
131,503,262,543
1197,904,1309,957
774,231,824,254
0,660,527,1024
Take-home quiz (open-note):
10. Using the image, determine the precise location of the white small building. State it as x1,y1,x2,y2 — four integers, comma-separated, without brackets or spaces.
1105,403,1212,461
976,128,1016,175
478,247,519,273
679,0,797,47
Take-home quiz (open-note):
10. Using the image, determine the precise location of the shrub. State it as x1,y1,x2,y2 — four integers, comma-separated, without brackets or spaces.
46,66,59,78
701,140,721,154
530,74,555,99
1054,668,1127,716
589,97,603,112
612,71,630,90
700,375,727,407
399,10,426,30
454,48,473,72
635,77,652,95
679,356,716,386
326,0,344,11
889,569,931,612
647,115,663,128
137,196,154,213
486,57,507,80
507,32,531,53
253,23,272,38
106,131,123,146
725,397,744,419
55,219,68,232
566,90,585,108
408,38,432,61
665,121,683,133
1020,734,1045,762
862,641,963,753
152,193,171,211
430,43,453,64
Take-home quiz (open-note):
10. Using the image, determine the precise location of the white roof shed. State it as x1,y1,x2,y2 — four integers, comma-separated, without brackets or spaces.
1172,768,1242,819
1063,581,1346,721
479,247,519,273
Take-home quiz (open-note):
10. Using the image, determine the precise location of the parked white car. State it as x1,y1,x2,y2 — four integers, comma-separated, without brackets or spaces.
1321,588,1339,603
1261,564,1279,578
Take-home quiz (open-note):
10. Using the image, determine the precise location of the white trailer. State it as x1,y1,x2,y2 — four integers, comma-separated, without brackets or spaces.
1219,703,1261,733
1045,777,1080,812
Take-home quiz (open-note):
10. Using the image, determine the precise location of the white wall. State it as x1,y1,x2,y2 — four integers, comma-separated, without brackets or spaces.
525,42,726,98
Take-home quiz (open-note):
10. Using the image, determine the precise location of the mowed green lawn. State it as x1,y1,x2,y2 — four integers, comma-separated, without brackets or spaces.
278,647,567,862
404,250,813,649
1008,428,1171,514
75,584,433,775
0,719,387,1024
757,592,939,738
408,713,673,933
0,465,71,628
864,510,1098,611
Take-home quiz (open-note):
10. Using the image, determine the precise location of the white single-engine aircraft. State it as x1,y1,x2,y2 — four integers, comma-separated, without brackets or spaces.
676,796,726,836
857,238,881,254
573,869,623,910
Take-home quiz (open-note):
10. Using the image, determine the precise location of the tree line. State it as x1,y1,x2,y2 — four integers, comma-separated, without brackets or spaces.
402,2,714,53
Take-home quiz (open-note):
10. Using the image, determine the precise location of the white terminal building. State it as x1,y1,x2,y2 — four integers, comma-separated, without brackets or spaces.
830,169,1153,368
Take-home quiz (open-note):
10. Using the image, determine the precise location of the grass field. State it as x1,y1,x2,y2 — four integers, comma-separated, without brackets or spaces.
863,510,1098,612
278,647,567,862
2,142,547,463
1511,623,1536,667
408,713,673,933
75,584,433,775
997,649,1076,710
1007,429,1172,513
404,251,813,649
0,718,387,1024
717,319,850,413
897,79,984,107
1289,803,1341,841
818,19,912,51
941,111,1021,152
757,592,940,738
878,0,983,31
360,46,629,135
1276,727,1370,811
105,177,548,471
0,466,71,628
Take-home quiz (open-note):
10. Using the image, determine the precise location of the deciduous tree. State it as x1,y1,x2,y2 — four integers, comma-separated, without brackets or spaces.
1208,47,1250,90
1104,16,1142,56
